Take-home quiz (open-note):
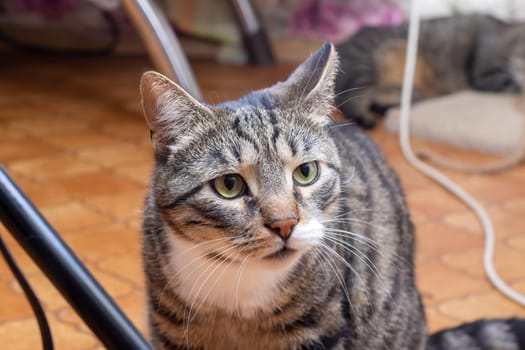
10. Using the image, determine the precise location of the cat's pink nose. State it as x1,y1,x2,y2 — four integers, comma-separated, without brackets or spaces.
269,218,298,240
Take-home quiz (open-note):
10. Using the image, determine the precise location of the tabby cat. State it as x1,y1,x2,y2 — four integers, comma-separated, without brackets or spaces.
335,15,525,128
140,43,525,349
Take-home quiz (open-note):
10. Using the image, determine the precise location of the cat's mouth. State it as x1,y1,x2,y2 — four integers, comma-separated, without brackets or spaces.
263,246,296,260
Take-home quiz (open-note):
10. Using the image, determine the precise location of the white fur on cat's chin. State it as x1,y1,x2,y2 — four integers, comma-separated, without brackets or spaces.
166,218,324,318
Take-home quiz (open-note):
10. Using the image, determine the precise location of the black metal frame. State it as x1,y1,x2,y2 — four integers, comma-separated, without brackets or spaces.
0,165,153,350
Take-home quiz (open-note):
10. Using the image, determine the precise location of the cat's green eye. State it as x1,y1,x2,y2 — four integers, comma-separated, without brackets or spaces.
212,174,246,199
293,161,319,186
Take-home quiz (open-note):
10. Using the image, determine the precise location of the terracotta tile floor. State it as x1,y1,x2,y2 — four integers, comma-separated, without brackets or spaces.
0,53,524,349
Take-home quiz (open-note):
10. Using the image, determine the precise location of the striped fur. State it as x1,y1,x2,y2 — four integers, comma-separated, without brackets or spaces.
335,15,525,128
140,43,524,349
428,319,525,350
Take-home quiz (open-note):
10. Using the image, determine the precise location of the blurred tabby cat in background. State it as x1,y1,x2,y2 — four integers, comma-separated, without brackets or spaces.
336,15,525,128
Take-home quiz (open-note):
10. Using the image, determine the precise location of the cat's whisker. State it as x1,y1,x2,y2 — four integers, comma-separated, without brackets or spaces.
330,209,372,218
317,243,372,313
323,229,407,269
190,248,247,325
322,236,381,276
347,162,357,184
183,246,240,340
335,93,366,109
317,242,375,309
322,235,391,299
188,249,241,327
323,230,382,254
156,239,235,307
156,240,232,312
234,252,254,317
328,121,356,129
173,238,234,276
177,237,234,259
322,227,381,247
323,231,386,264
183,244,239,304
323,217,391,233
328,208,380,219
311,246,356,315
333,85,367,98
181,244,239,314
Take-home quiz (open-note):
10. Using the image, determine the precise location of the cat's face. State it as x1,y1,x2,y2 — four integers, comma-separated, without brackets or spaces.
509,44,525,92
475,24,525,93
508,26,525,91
141,44,341,270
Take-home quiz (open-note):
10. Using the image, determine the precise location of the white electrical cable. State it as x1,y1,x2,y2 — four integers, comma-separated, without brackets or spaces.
399,0,525,307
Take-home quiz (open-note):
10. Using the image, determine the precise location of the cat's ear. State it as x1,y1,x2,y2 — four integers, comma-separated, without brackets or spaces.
272,42,339,120
140,71,212,146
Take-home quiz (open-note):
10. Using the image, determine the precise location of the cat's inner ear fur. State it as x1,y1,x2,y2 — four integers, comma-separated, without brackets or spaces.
140,71,212,146
271,42,339,121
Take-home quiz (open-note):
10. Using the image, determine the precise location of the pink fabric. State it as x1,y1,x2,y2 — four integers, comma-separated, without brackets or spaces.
287,0,406,43
14,0,77,20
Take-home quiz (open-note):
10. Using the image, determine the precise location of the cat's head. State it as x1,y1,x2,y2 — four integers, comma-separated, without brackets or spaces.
507,24,525,92
474,23,525,92
141,43,341,270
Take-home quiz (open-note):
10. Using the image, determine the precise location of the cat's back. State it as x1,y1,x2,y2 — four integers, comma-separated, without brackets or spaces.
336,14,500,67
327,122,426,349
329,123,407,217
415,15,502,91
417,15,503,57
